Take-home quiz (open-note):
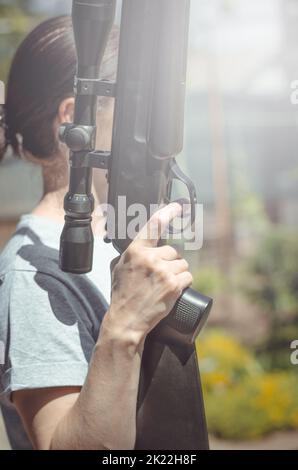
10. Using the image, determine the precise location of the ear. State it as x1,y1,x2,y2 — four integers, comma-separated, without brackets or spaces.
57,97,75,124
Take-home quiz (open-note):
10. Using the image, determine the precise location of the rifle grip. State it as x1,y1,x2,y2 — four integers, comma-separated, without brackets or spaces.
153,288,212,345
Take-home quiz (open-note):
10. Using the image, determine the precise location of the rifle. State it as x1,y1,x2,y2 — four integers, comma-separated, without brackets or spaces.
59,0,213,450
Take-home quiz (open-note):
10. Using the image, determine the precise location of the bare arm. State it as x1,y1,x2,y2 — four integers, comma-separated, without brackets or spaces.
13,324,143,450
13,203,193,450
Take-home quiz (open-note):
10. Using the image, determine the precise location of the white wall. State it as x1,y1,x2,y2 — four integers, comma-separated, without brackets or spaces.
0,151,43,219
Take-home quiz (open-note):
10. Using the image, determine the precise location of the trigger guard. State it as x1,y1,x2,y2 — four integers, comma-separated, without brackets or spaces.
166,159,197,235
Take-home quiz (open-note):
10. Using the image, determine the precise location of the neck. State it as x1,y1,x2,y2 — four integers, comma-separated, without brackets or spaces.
32,185,68,224
32,184,106,237
29,146,109,237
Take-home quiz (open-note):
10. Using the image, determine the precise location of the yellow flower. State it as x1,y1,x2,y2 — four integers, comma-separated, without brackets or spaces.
253,374,290,417
195,329,298,439
196,330,260,392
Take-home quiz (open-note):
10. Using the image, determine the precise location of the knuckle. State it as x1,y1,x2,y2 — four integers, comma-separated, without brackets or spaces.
181,259,189,270
166,275,179,293
125,242,143,261
187,272,193,285
150,212,162,227
134,252,147,268
168,246,179,258
125,245,158,271
144,250,157,266
136,250,155,271
154,265,167,281
124,245,136,261
152,213,167,229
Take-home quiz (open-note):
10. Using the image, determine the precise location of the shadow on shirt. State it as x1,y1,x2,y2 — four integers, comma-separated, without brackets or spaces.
16,227,109,363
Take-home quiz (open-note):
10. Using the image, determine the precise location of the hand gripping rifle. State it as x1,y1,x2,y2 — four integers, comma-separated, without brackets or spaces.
59,0,213,450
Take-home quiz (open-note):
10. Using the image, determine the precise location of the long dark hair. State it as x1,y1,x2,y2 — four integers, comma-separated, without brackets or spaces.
0,15,118,161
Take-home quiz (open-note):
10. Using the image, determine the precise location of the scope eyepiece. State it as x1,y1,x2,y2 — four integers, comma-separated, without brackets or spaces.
59,191,95,274
60,216,94,274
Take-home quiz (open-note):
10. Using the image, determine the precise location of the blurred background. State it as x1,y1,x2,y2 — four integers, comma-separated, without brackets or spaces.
0,0,298,450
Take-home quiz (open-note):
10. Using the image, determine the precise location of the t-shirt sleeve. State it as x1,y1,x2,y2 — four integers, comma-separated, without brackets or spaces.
0,269,97,403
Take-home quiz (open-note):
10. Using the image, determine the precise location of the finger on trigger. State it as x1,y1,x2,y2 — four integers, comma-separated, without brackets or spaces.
136,203,182,246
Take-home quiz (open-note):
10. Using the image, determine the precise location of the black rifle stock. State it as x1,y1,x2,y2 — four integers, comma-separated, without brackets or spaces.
59,0,212,450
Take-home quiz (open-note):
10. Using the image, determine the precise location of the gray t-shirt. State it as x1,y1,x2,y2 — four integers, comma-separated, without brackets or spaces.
0,214,118,449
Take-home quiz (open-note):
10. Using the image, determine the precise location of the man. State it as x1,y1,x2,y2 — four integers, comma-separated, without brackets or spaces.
0,16,193,450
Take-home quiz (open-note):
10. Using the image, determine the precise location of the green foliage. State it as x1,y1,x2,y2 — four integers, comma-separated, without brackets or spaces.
240,229,298,370
243,229,298,316
192,266,226,296
196,330,298,440
233,170,269,234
